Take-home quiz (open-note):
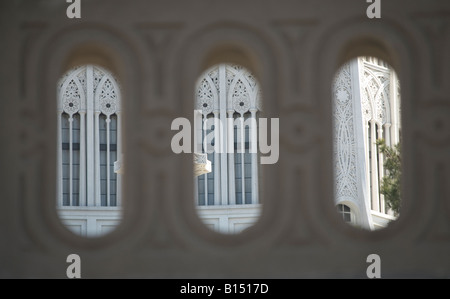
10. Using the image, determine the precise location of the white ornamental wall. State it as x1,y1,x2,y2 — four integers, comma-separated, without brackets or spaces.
57,66,123,237
333,60,373,230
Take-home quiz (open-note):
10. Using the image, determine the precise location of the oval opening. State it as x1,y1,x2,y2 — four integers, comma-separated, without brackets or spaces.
193,63,265,234
332,56,401,231
56,64,123,237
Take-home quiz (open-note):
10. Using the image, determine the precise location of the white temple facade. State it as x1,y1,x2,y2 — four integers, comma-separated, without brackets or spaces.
57,65,123,237
193,64,263,234
57,58,400,236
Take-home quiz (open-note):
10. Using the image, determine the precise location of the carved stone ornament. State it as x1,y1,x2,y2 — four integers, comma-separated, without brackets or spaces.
333,63,357,200
232,79,250,114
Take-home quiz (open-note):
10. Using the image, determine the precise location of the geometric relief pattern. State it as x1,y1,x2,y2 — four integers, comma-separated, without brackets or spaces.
58,65,82,95
93,67,105,90
195,64,259,115
194,63,262,213
232,79,251,114
229,65,258,114
96,68,120,116
59,67,85,115
196,77,215,115
333,63,358,200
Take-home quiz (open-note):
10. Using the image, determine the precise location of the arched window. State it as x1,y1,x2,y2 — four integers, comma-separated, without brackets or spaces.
57,65,122,236
194,64,262,233
360,57,401,216
337,204,354,224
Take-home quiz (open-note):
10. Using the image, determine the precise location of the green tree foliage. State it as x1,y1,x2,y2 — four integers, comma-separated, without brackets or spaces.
376,139,401,215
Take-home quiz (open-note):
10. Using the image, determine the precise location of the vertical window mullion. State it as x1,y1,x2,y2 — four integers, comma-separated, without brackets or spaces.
234,115,241,204
99,114,108,206
218,64,228,205
106,115,111,206
116,112,122,206
364,122,370,209
95,111,101,207
194,174,199,205
61,113,70,206
240,113,245,204
244,113,252,204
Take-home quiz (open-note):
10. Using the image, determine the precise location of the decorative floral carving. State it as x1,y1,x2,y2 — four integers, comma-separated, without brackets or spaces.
361,68,390,125
256,88,263,111
93,67,105,90
58,65,82,95
196,64,261,115
196,78,214,115
246,72,258,90
333,63,357,200
232,79,250,114
375,92,387,124
63,97,80,115
208,67,219,92
100,100,117,115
